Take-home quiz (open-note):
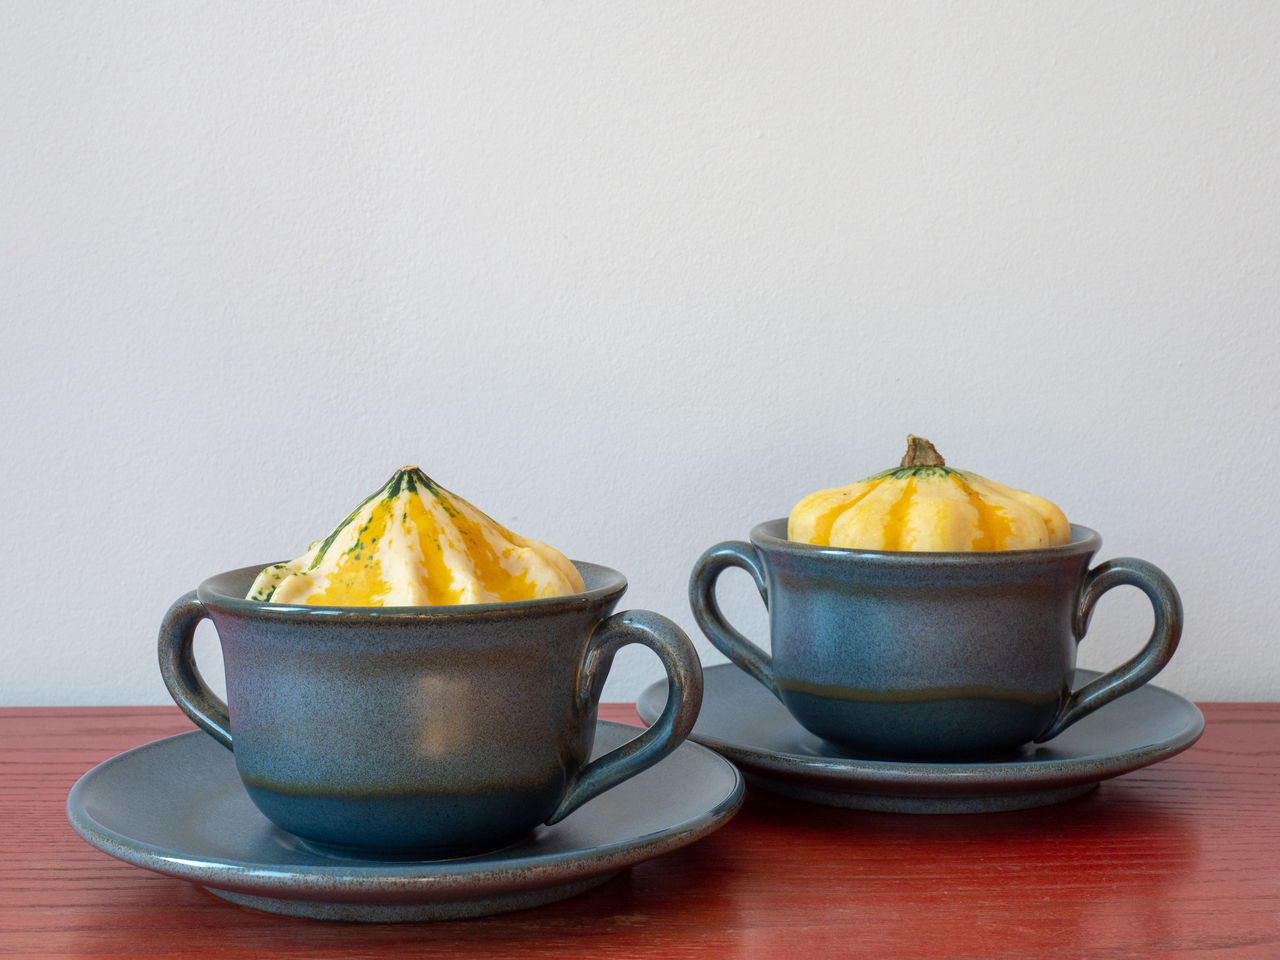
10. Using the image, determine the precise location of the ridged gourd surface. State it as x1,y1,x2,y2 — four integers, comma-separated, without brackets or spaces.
247,467,585,605
789,459,1069,552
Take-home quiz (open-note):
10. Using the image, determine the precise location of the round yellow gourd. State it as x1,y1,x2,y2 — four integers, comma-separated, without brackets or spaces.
788,436,1070,552
247,466,585,605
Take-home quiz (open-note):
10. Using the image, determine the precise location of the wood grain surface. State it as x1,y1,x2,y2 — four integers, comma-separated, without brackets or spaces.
1,704,1277,959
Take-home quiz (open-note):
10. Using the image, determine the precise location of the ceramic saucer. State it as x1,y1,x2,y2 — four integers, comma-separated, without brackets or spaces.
67,720,743,922
637,666,1203,814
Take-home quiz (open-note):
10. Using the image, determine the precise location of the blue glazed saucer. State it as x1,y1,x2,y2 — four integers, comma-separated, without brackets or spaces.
67,721,743,922
638,666,1203,814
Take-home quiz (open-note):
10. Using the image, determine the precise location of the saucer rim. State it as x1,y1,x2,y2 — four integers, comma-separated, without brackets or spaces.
637,665,1205,793
66,719,745,903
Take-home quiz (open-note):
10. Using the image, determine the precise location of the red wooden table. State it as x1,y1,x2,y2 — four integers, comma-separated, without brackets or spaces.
2,704,1277,959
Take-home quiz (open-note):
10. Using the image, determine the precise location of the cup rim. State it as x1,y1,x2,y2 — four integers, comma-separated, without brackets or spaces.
750,518,1101,563
196,559,627,619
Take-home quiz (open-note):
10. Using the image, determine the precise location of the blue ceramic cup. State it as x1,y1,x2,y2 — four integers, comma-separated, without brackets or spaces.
690,520,1181,758
159,561,702,858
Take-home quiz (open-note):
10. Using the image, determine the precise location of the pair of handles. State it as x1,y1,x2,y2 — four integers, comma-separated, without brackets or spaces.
689,541,1182,742
158,597,702,824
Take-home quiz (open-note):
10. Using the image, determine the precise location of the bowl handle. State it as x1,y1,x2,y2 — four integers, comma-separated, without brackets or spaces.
1037,557,1183,742
547,610,702,824
157,591,233,750
688,541,780,700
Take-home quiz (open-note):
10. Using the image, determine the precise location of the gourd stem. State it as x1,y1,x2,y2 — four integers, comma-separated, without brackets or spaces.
901,435,945,468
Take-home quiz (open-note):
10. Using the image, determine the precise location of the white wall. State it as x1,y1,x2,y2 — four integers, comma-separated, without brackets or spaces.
3,2,1277,707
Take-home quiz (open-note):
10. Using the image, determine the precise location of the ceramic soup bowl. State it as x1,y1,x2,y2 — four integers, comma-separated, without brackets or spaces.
689,520,1181,759
159,561,702,858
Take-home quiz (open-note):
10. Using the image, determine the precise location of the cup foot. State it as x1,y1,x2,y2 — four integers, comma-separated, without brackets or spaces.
748,775,1100,813
815,737,1031,764
781,688,1060,760
244,781,556,860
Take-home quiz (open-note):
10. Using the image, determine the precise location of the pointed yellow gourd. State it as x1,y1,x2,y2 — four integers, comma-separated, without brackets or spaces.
788,436,1070,552
248,467,585,605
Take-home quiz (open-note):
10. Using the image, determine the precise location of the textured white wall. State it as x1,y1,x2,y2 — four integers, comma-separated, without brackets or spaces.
3,3,1277,707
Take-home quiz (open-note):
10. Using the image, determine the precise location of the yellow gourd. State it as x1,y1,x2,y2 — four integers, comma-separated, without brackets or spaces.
248,466,585,605
788,436,1070,552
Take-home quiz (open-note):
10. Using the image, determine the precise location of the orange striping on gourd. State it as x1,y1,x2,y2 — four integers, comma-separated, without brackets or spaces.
247,466,584,606
306,499,394,605
952,474,1015,551
787,436,1069,552
404,494,465,605
812,476,893,546
439,501,541,603
881,478,917,551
